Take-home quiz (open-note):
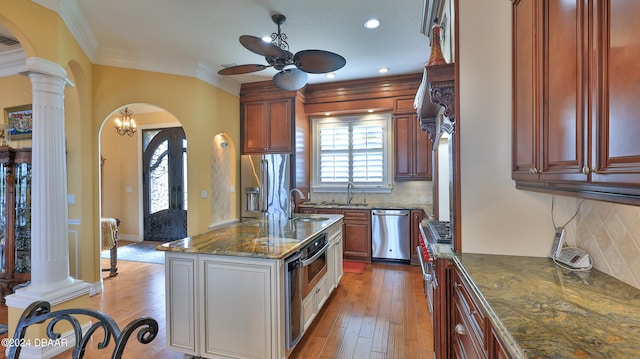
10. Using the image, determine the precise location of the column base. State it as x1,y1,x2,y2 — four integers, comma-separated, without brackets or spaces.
5,278,91,358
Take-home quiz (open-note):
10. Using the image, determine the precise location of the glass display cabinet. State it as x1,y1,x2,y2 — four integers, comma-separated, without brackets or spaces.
0,146,31,300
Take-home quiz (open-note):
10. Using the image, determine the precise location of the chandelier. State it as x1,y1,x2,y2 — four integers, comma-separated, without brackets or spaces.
114,107,137,136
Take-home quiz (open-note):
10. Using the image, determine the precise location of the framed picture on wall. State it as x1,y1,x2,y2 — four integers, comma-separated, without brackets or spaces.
4,104,33,140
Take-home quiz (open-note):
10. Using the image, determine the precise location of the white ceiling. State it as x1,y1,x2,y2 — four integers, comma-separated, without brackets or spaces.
1,0,433,95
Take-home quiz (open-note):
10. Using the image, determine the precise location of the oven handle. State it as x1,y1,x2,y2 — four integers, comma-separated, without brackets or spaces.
416,246,437,288
301,243,330,267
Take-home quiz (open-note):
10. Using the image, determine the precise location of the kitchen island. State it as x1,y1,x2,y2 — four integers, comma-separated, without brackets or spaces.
156,214,344,359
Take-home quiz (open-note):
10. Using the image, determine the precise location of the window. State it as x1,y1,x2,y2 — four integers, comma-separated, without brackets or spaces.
311,113,392,193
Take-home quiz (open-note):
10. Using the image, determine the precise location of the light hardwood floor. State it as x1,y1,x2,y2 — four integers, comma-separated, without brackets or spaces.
0,253,433,358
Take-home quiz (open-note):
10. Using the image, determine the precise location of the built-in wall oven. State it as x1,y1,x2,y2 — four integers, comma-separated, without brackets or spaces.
301,233,328,298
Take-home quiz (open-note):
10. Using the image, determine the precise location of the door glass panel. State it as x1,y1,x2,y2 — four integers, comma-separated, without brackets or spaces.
149,139,169,214
0,163,6,273
143,129,161,151
14,162,31,273
182,141,188,210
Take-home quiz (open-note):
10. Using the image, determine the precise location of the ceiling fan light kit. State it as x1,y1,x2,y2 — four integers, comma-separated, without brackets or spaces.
218,13,346,91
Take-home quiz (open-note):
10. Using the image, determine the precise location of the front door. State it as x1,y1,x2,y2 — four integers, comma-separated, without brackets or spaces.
143,127,187,241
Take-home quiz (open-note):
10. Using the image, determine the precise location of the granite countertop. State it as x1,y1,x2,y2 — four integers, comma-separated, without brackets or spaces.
156,214,343,259
300,201,428,211
455,253,640,358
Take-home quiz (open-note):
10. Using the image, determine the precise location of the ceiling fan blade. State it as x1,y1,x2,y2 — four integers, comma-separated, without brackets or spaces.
217,64,268,75
294,50,346,74
273,68,308,91
239,35,289,58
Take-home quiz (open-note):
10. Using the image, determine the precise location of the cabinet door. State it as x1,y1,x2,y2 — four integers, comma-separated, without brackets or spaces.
201,257,274,359
512,0,542,181
334,234,343,284
265,99,293,153
590,0,640,184
243,102,267,153
242,99,293,154
165,254,198,355
540,0,587,182
394,114,432,181
395,114,414,179
414,124,433,179
342,210,371,262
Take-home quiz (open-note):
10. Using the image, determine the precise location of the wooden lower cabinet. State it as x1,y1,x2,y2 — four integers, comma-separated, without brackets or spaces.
491,328,510,359
435,265,513,359
433,258,453,359
452,267,487,359
314,208,372,263
341,210,371,262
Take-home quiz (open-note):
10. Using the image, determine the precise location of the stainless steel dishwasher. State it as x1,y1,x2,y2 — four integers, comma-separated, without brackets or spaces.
371,209,410,260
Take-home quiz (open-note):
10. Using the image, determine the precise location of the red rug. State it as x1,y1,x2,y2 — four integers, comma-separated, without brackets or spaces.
343,261,366,274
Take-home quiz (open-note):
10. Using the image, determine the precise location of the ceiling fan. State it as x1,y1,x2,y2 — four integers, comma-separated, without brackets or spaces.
218,13,346,91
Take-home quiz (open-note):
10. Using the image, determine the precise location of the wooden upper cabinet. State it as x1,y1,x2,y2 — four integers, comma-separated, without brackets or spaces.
590,0,640,184
394,114,433,181
512,0,540,181
512,0,640,204
394,97,433,181
541,0,586,182
242,98,293,154
512,0,585,182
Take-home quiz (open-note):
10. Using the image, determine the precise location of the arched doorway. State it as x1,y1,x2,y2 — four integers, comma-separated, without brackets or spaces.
100,104,185,243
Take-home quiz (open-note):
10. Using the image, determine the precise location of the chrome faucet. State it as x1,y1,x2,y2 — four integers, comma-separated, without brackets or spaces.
288,188,305,219
347,182,355,204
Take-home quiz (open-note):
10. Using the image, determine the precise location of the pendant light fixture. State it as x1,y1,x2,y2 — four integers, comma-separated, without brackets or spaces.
114,107,137,137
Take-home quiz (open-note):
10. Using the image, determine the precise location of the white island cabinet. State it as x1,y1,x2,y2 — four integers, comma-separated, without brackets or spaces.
161,215,343,359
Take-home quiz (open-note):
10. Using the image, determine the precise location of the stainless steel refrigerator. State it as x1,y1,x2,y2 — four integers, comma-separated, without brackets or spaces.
241,153,291,218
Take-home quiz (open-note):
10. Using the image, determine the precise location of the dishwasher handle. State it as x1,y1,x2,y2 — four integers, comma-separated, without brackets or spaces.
373,213,409,216
372,210,410,216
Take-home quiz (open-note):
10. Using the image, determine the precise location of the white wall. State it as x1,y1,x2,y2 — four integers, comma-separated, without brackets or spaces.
458,0,554,256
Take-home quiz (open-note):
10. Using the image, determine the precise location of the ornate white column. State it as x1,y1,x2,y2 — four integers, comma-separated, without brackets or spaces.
6,57,89,309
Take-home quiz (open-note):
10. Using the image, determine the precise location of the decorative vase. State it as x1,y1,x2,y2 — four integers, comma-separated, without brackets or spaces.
427,18,447,66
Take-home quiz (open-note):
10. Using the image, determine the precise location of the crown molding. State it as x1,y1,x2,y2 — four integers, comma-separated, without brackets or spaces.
32,0,98,60
0,48,26,77
196,61,241,96
93,45,201,77
30,0,241,95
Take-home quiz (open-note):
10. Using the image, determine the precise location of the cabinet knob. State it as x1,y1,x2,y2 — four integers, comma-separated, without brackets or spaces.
455,323,467,336
582,166,590,175
529,167,540,175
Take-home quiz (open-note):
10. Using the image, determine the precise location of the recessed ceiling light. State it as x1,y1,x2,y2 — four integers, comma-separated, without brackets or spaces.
261,36,272,42
364,19,380,29
378,67,389,73
326,73,336,79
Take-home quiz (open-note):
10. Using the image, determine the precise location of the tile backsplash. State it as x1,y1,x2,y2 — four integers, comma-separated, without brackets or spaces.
561,197,640,290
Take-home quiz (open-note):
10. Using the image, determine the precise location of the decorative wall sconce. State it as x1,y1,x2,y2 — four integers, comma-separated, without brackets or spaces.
114,107,137,137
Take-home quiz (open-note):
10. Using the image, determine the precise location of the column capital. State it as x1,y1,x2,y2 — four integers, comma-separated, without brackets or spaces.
18,57,74,87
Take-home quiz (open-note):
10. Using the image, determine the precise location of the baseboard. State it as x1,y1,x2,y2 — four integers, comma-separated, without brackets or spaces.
118,233,141,242
89,280,102,296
